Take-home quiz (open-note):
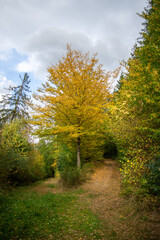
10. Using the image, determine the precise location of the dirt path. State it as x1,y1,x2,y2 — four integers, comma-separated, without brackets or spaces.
31,159,160,240
29,177,61,194
81,159,160,240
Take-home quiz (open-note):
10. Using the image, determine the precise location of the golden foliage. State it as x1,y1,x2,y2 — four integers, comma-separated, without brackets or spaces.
32,45,119,140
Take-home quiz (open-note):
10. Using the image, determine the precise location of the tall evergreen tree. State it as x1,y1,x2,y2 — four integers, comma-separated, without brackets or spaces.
0,72,31,125
108,0,160,195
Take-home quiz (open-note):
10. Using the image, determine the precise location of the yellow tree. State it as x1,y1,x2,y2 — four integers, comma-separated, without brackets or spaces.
32,46,119,168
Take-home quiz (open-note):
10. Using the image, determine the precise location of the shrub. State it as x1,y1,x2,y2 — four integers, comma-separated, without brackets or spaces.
120,155,149,196
60,162,95,188
60,167,82,188
144,158,160,196
0,120,45,187
56,143,77,173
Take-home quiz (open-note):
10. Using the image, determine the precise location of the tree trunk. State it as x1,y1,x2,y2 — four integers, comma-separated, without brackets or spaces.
77,137,81,168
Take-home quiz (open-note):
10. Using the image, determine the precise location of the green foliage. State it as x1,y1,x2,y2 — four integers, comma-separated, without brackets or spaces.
60,161,95,188
144,158,160,196
60,167,82,188
120,155,149,196
56,142,77,173
0,120,45,187
108,0,160,197
80,133,105,163
54,135,103,184
38,138,55,177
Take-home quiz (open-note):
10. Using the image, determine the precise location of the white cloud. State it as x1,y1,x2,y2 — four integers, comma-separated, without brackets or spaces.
16,27,95,80
16,54,46,80
16,55,40,73
0,0,147,85
15,24,133,80
0,72,15,100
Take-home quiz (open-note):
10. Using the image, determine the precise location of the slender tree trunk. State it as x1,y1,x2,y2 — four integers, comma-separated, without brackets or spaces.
77,137,81,168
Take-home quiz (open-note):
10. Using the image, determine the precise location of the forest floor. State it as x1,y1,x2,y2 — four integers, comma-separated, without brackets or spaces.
0,159,160,240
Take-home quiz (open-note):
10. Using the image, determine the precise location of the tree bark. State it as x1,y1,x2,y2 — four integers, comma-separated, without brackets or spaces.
77,137,81,168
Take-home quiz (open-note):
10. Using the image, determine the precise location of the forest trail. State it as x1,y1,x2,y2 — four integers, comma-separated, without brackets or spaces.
30,159,160,240
80,159,160,240
83,160,120,195
29,177,61,194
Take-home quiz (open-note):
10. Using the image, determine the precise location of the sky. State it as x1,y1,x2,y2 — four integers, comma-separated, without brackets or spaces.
0,0,147,98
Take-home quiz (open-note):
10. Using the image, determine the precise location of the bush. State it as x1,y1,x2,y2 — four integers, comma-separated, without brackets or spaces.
60,167,82,188
60,162,95,188
120,151,160,197
0,147,45,187
120,155,149,196
144,158,160,196
56,143,77,173
0,120,45,187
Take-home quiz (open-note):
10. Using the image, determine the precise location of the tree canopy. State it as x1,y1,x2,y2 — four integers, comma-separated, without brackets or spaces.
32,46,119,167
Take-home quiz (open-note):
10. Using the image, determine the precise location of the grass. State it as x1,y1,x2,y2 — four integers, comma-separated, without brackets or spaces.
1,159,159,240
46,183,56,188
0,188,111,240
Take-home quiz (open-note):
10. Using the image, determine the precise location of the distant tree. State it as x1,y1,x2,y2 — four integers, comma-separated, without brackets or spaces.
38,138,55,177
0,72,31,125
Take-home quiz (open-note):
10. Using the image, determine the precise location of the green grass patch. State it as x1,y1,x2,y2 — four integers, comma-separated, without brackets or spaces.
71,187,87,195
46,183,56,189
0,188,108,240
